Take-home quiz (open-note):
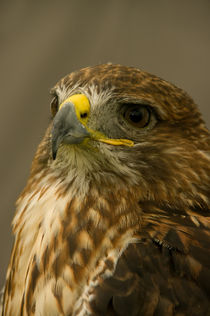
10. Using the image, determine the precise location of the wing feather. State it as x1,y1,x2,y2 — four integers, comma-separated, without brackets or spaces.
88,205,210,315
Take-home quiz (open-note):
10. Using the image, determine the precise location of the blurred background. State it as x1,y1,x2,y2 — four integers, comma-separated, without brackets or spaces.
0,0,210,288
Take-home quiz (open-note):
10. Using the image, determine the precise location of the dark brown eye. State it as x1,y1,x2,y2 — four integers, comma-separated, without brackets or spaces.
123,105,151,128
50,94,59,117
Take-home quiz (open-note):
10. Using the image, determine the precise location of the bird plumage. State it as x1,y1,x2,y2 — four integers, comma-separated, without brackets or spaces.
1,64,210,315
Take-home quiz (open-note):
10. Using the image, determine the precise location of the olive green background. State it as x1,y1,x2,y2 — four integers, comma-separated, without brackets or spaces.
0,1,210,288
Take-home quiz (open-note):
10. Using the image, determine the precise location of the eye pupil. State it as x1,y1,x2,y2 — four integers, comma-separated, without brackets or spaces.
129,109,143,123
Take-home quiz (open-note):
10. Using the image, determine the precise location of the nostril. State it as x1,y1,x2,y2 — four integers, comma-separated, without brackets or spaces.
80,112,88,119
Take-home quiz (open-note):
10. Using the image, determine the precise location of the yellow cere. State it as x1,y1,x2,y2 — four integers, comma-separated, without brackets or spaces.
59,94,90,125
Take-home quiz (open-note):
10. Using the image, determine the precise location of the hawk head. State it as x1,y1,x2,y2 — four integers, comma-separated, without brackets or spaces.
32,63,209,208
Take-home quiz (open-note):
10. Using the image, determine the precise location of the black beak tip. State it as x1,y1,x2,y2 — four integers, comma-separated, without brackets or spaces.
52,138,59,160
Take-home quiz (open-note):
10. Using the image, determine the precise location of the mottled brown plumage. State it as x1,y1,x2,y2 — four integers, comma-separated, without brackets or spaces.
1,64,210,315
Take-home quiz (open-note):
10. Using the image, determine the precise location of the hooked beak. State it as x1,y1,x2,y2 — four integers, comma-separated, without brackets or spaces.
52,101,90,159
52,93,134,160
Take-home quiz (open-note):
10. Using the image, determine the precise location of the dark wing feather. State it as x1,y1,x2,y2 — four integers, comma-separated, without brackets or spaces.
89,207,210,316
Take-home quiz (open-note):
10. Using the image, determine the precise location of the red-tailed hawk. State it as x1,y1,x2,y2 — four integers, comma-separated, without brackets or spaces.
1,64,210,315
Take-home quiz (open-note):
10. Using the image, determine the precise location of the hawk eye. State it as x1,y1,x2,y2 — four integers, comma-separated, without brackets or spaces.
123,105,151,128
50,94,59,117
